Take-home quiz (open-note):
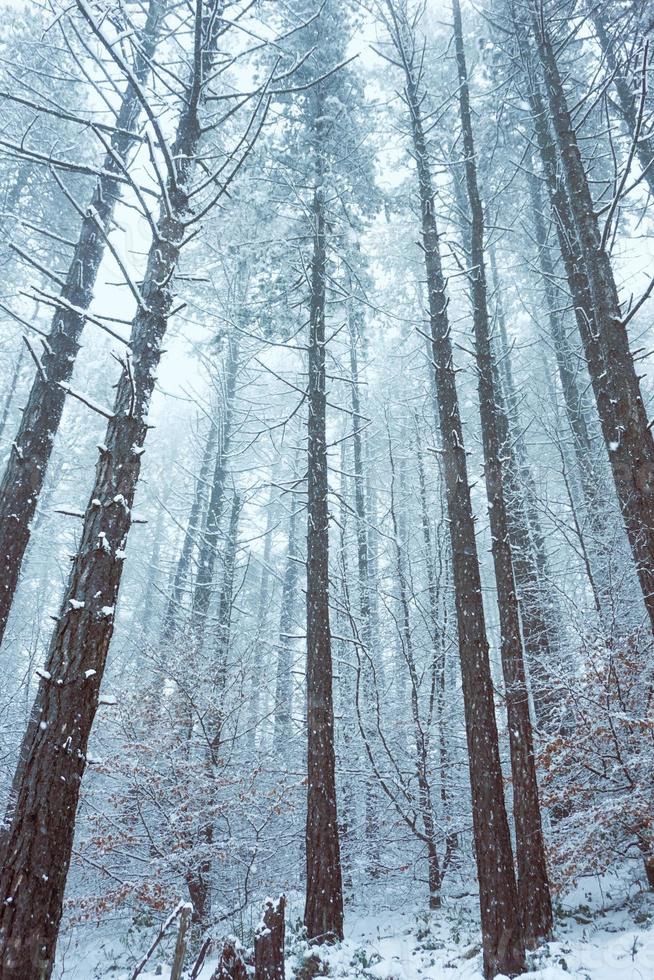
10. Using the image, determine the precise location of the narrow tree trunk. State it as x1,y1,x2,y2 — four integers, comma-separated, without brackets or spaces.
452,0,553,947
525,71,633,575
414,422,457,867
186,493,241,929
524,168,609,539
0,0,167,649
335,442,355,896
522,162,621,626
190,336,240,641
347,303,381,878
452,122,558,730
161,417,218,643
170,904,192,980
0,7,223,973
387,432,443,910
274,505,300,757
383,4,525,973
247,481,278,743
488,250,560,727
303,96,344,943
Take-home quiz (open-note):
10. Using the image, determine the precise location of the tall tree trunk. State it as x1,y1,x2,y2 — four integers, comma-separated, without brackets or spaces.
524,69,631,576
190,336,240,642
528,1,654,635
273,505,300,758
0,0,167,649
247,480,278,743
488,250,560,727
161,417,218,644
347,302,381,878
382,4,525,974
0,6,223,974
589,6,654,198
451,122,559,731
335,439,355,896
303,96,344,943
452,0,552,947
523,171,603,515
523,163,618,621
414,420,456,867
186,492,241,929
387,432,443,909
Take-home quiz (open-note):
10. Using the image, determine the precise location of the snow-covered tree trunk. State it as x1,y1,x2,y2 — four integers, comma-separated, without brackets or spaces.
380,2,525,973
347,302,382,877
452,0,552,947
0,4,225,973
524,164,616,618
0,0,167,649
186,491,241,929
273,505,300,758
529,2,654,635
303,93,344,943
191,335,240,640
589,7,654,199
387,432,443,908
161,417,218,644
247,480,278,742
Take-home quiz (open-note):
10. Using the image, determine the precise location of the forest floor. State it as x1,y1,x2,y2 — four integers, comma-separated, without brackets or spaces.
57,863,654,979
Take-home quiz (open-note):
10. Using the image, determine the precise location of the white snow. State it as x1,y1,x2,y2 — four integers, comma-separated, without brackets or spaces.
53,865,654,980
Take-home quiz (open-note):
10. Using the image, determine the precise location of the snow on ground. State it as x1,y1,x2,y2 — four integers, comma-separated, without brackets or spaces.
56,864,654,979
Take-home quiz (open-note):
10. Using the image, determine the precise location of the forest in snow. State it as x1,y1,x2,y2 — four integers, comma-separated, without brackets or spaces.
0,0,654,977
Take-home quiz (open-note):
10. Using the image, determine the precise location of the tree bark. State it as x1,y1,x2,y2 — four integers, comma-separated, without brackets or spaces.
523,162,618,623
414,421,457,864
589,6,654,198
347,302,381,878
274,505,300,758
0,0,167,649
382,3,525,974
528,2,654,635
488,250,560,727
387,432,443,910
452,0,552,948
0,6,223,974
211,940,248,980
161,417,218,644
185,492,241,929
255,896,286,980
170,904,192,980
190,335,240,642
247,481,278,743
303,94,344,944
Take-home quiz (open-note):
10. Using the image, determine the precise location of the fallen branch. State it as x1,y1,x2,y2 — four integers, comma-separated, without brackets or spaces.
129,900,193,980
